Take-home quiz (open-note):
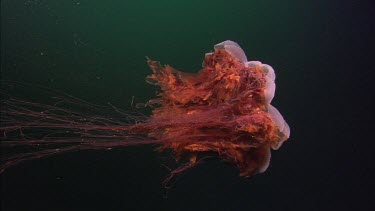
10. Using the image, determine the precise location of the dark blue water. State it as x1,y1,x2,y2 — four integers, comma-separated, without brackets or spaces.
1,1,374,210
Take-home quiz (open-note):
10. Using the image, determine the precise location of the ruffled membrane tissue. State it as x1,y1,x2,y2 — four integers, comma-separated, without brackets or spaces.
136,40,290,177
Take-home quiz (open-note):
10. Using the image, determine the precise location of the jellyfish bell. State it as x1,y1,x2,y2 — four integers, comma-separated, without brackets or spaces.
211,40,290,148
203,40,289,173
267,104,290,149
214,40,248,63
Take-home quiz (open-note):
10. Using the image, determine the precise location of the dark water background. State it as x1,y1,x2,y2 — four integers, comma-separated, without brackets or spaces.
1,0,374,210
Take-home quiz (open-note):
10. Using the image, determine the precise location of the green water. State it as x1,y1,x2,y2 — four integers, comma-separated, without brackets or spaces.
1,0,374,210
2,1,346,105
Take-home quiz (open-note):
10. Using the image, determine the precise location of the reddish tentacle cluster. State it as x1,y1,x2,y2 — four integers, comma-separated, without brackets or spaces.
134,49,283,177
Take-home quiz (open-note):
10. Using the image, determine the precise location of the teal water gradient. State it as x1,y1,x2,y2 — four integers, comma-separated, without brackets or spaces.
1,1,374,211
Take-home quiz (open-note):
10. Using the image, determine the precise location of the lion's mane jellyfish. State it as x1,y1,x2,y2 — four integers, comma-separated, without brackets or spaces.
0,40,290,179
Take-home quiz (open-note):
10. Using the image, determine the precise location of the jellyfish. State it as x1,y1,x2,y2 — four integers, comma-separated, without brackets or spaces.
0,40,290,179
